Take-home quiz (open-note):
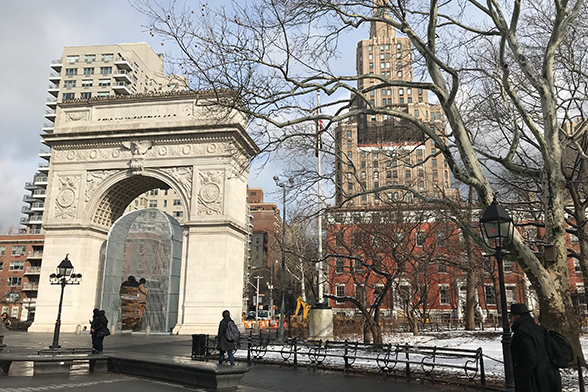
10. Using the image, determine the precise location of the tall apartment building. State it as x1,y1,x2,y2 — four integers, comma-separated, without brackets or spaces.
0,232,44,323
21,42,185,234
334,14,455,207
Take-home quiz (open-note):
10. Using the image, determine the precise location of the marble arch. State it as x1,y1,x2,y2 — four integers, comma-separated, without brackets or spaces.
29,91,259,335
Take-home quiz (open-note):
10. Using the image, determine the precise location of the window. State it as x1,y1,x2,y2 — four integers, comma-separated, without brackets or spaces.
506,285,517,304
66,55,79,63
97,91,109,97
80,92,92,99
11,307,18,318
0,262,3,270
361,161,366,168
373,161,379,169
347,183,353,190
173,199,181,206
368,45,373,51
407,88,412,95
416,231,425,247
0,246,5,256
432,158,437,167
6,292,19,303
399,98,404,104
347,130,352,138
369,63,373,69
335,233,346,247
361,172,366,180
397,52,402,59
347,173,353,180
397,61,402,69
575,259,582,274
100,66,112,75
393,171,398,178
397,43,402,50
439,285,450,305
485,285,496,305
7,277,22,287
348,151,352,158
398,71,403,77
163,200,168,207
347,140,352,148
101,53,114,62
336,285,346,303
418,170,424,178
173,211,183,218
407,98,412,103
374,171,379,180
65,68,77,76
354,259,363,272
64,80,76,88
63,92,75,100
98,79,111,87
578,283,587,304
82,79,93,87
418,88,423,95
406,170,411,178
433,170,438,178
9,261,24,271
149,200,158,208
414,110,419,117
571,234,580,244
85,54,96,62
386,171,392,179
11,246,26,256
438,261,448,273
335,257,345,273
504,259,513,272
399,88,404,96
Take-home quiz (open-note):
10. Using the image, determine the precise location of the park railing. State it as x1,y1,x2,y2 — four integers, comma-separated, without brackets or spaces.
202,330,485,388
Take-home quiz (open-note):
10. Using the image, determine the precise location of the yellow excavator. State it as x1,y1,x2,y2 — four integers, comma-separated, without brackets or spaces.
292,296,311,320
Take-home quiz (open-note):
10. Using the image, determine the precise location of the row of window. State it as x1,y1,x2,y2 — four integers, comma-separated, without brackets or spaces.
0,277,23,287
0,246,26,256
147,199,182,207
333,283,518,306
62,92,109,100
0,261,25,271
63,79,112,89
367,43,403,51
66,53,114,63
347,168,447,181
65,67,113,76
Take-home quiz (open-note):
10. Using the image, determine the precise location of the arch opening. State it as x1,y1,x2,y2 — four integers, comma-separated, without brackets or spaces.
101,208,183,333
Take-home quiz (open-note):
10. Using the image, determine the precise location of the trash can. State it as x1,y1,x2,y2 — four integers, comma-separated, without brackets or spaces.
191,334,207,359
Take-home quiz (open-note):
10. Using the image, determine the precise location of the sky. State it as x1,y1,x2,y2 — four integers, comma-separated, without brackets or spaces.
0,0,341,232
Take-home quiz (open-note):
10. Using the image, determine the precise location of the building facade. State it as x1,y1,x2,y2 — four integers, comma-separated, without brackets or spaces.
334,13,456,207
0,232,44,323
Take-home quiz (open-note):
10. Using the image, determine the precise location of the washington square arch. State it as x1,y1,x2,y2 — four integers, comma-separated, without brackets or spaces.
28,91,259,335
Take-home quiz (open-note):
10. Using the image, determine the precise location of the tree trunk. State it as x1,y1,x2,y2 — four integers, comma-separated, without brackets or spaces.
465,269,477,330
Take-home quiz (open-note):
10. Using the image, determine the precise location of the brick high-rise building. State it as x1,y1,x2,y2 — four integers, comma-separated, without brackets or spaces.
334,10,456,207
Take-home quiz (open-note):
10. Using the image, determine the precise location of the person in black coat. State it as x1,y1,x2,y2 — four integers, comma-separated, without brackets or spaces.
217,310,235,365
510,303,561,392
90,309,109,354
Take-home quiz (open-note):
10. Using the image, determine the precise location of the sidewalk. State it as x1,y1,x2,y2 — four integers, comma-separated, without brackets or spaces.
1,330,465,392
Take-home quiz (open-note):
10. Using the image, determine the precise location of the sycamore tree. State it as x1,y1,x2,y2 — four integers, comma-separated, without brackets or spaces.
136,0,588,359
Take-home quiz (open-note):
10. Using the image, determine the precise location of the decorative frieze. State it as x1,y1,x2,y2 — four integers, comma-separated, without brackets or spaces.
85,170,121,202
198,171,224,215
162,167,193,198
55,176,80,220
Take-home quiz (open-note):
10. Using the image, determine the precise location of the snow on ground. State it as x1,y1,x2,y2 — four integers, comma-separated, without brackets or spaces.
234,330,588,391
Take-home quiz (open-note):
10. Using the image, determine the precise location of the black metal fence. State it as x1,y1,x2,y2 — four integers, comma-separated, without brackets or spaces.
197,330,486,388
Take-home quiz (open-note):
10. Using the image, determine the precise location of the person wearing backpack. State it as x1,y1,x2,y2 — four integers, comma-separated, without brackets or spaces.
217,310,236,365
510,303,561,392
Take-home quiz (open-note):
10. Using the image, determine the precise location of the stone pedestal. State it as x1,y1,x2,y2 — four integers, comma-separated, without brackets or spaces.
308,306,334,341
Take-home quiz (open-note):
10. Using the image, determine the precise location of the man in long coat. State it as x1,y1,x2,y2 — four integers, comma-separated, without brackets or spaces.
510,303,561,392
217,310,236,365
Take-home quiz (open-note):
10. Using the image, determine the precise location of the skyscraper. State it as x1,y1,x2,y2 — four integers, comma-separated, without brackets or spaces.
334,12,455,207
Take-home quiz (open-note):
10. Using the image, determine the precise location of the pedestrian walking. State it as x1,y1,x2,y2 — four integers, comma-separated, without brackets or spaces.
90,309,109,354
510,303,561,392
217,310,235,365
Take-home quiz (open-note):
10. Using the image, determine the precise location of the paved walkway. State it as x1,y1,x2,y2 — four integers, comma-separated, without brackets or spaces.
0,330,465,391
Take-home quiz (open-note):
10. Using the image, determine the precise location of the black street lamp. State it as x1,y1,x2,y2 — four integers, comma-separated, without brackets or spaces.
480,197,515,390
274,175,293,342
49,254,82,349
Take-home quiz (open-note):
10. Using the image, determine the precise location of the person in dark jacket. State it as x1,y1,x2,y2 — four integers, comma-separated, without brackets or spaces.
510,303,561,392
217,310,235,365
90,309,108,354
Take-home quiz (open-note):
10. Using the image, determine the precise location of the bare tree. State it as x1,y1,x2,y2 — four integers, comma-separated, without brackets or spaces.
136,0,588,359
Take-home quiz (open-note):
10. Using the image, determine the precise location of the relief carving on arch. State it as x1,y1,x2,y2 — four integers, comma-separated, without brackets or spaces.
122,141,153,175
55,175,80,220
85,170,121,202
198,171,224,215
161,167,193,198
